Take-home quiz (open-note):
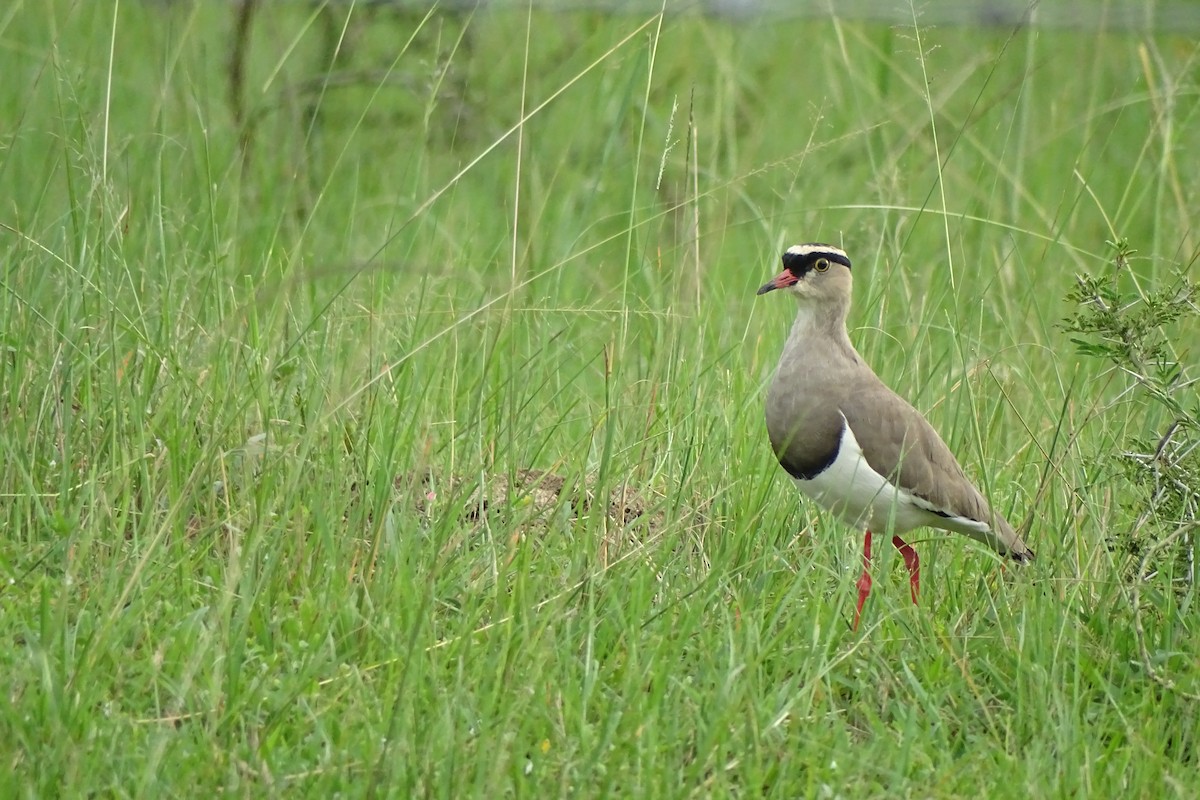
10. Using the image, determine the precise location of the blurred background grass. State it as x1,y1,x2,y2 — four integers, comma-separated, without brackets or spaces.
1,1,1197,795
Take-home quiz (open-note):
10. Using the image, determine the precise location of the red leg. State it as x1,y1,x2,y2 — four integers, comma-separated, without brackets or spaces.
891,535,920,605
853,529,873,630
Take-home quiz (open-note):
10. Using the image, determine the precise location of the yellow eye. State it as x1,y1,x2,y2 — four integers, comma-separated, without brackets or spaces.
813,258,830,273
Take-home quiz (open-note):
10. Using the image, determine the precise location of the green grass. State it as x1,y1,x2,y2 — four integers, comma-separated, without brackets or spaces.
2,1,1198,796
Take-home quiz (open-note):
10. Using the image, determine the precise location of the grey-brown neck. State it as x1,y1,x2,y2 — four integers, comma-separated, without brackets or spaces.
784,296,858,364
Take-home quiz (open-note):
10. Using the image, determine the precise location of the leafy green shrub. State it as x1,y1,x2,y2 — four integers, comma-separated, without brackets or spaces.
1064,238,1199,587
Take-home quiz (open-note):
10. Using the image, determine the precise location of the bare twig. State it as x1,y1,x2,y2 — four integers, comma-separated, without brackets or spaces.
1130,521,1200,702
229,0,259,158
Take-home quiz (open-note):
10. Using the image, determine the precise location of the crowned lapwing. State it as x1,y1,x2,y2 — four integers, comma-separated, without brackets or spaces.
758,244,1034,629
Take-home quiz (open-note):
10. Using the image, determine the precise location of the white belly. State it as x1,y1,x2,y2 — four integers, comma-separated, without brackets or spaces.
793,417,933,534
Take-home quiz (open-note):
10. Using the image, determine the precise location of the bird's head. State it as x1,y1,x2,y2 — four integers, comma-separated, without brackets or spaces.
756,244,852,303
